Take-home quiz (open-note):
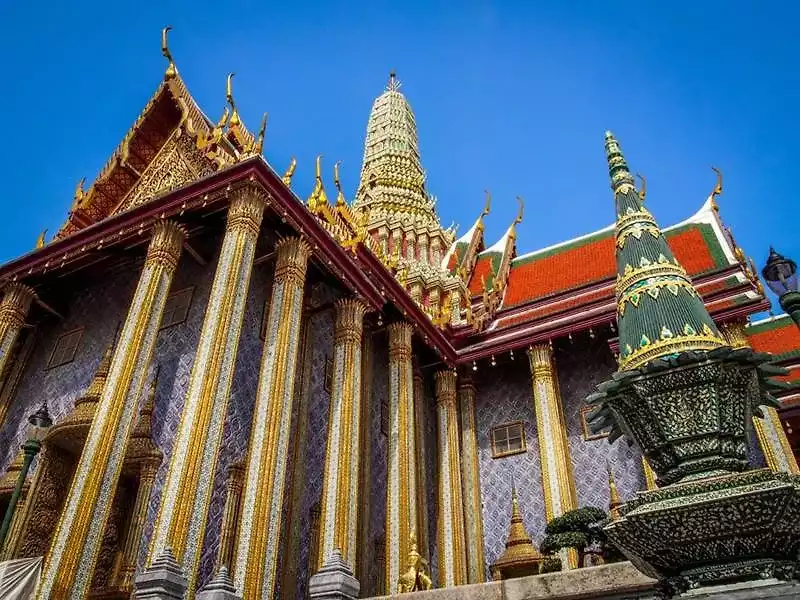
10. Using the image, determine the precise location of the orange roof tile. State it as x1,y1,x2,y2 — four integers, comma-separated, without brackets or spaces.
747,317,800,359
468,255,495,296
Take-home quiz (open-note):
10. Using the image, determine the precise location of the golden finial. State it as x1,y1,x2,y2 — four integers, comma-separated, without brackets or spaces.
226,73,241,127
334,161,346,205
71,177,86,211
35,229,47,249
282,157,297,187
514,196,524,225
215,106,230,130
315,155,323,181
482,190,491,218
387,70,401,92
710,166,723,211
636,173,646,202
254,113,267,154
161,26,177,80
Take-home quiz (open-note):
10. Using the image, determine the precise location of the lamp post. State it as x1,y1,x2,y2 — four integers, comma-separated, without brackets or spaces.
0,403,52,552
762,247,800,329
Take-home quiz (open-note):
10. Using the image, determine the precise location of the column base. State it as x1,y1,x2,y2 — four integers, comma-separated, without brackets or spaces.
309,550,360,600
196,567,242,600
133,548,188,600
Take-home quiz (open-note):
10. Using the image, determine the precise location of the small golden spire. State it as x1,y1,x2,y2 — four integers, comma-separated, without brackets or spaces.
608,462,623,520
35,229,47,249
254,113,267,154
161,26,177,80
710,166,723,211
282,157,297,187
490,476,543,573
636,173,646,202
71,177,86,211
514,196,524,225
226,73,241,128
315,154,323,181
334,161,346,205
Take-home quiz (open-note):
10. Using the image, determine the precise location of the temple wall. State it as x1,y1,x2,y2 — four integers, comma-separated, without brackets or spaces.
557,338,646,509
475,362,545,575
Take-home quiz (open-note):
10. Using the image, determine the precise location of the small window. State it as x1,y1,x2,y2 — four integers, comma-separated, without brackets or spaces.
47,328,83,369
581,406,609,441
491,421,526,458
160,287,194,330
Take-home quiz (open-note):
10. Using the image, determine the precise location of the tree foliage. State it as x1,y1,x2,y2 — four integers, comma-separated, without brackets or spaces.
539,556,562,574
540,506,624,566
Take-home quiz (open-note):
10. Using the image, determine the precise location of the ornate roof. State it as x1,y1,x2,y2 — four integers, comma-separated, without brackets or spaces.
604,131,726,369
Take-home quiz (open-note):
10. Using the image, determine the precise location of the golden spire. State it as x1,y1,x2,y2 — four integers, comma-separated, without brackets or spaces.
71,177,87,211
710,166,723,211
161,26,177,80
35,229,47,249
334,161,346,206
226,73,241,128
636,173,647,202
282,157,297,187
608,463,623,520
253,113,267,155
307,155,329,210
80,343,115,406
491,478,542,570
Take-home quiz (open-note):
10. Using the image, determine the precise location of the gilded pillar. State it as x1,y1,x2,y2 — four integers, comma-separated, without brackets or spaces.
435,369,467,587
0,283,35,427
216,461,244,571
458,374,486,583
118,460,159,588
642,456,658,490
233,236,311,598
385,322,416,594
149,187,267,593
412,366,429,563
318,298,367,570
527,344,578,569
38,220,184,599
721,321,800,474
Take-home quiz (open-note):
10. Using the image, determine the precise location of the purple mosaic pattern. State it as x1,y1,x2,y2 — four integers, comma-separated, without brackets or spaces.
0,268,138,471
748,426,767,469
557,338,645,510
294,305,335,599
474,364,545,574
361,331,388,597
422,371,438,585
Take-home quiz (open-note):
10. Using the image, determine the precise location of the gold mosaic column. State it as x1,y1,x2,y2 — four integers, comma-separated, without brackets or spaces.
149,187,267,593
38,220,184,599
318,298,367,570
527,344,578,569
458,373,486,583
721,321,800,474
0,283,35,426
412,366,430,563
119,459,159,588
233,236,311,598
216,461,244,571
385,322,416,594
435,369,467,587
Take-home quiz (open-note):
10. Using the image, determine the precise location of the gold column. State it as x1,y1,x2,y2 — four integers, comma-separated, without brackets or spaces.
458,373,486,583
0,283,35,427
318,298,367,569
0,326,38,431
38,220,184,599
149,187,266,593
118,459,159,588
233,236,311,598
356,330,374,587
385,322,416,594
435,369,467,587
412,366,429,563
721,321,800,474
216,461,244,571
527,344,578,569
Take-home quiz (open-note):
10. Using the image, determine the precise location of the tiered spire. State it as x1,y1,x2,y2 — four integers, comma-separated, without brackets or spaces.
490,480,543,574
354,72,439,226
606,132,725,370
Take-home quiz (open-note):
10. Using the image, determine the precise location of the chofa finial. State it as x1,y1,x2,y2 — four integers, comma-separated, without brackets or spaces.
161,26,177,80
710,166,723,211
254,113,267,154
226,73,241,127
481,190,491,218
282,157,297,187
514,196,524,225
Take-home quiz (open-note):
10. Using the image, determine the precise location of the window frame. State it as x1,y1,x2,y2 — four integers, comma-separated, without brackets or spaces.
46,327,84,370
491,420,527,458
159,286,195,331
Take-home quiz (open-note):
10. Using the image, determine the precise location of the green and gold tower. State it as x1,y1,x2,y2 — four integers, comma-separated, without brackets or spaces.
588,132,800,595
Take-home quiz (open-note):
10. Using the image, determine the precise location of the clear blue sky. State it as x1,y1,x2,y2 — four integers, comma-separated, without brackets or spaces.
1,2,797,309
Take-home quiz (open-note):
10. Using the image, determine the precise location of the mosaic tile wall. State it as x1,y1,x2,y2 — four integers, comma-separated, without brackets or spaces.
474,363,545,574
294,303,335,599
423,371,439,585
556,337,646,510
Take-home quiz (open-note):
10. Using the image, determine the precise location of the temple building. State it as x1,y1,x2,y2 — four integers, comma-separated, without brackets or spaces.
0,30,798,599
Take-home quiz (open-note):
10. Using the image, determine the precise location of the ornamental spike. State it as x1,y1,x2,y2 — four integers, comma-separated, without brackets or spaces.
605,130,635,194
161,26,177,80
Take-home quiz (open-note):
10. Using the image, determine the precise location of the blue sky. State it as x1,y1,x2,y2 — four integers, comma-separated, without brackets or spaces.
1,2,797,309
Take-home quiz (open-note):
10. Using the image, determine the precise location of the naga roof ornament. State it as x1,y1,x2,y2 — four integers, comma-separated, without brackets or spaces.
605,131,725,369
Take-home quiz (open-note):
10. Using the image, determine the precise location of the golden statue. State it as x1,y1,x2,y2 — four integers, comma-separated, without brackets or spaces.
398,533,433,593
